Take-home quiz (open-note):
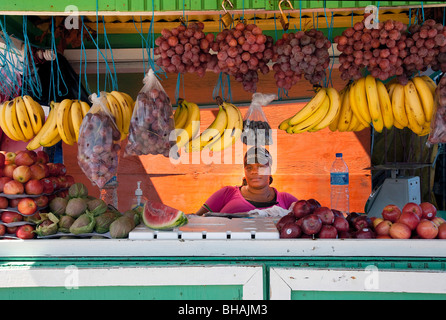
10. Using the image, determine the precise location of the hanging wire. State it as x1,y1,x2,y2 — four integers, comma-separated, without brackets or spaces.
22,16,43,99
47,16,68,102
102,15,118,91
79,17,92,97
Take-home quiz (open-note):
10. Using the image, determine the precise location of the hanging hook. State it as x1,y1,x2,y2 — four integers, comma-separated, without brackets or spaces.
221,0,234,28
279,0,294,31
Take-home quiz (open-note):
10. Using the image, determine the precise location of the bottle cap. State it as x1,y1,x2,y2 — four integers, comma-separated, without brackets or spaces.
336,153,342,158
135,181,143,196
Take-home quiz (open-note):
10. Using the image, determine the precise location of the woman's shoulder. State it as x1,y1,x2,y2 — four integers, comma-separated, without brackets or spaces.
274,188,298,202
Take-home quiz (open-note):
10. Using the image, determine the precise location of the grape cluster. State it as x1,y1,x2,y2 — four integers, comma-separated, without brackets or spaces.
211,22,274,92
272,29,331,90
335,19,408,82
154,22,215,77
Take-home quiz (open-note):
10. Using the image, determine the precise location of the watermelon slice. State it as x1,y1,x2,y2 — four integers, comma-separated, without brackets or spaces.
142,201,188,230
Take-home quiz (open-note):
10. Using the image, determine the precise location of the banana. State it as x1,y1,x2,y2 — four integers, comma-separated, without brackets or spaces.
5,99,27,141
353,122,367,132
174,100,189,129
56,99,76,145
279,116,293,131
176,99,200,148
391,84,409,128
393,118,405,129
387,82,397,99
291,94,330,133
406,96,423,135
105,92,124,139
419,122,431,136
311,87,341,131
188,104,228,152
119,91,135,112
364,75,383,133
22,95,44,135
421,75,437,96
79,100,91,118
205,101,243,152
404,80,426,126
110,91,132,135
354,77,372,125
337,87,353,132
288,88,327,126
15,96,34,140
70,100,83,142
39,102,61,147
347,113,361,132
349,81,369,127
0,101,19,141
376,80,394,130
413,76,434,122
27,104,58,149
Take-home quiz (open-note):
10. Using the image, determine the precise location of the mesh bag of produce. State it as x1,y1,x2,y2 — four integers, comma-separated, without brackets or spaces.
77,92,121,189
428,74,446,144
124,69,176,157
241,93,276,146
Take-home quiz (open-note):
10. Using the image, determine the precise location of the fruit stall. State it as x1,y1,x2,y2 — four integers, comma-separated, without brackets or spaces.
0,0,446,301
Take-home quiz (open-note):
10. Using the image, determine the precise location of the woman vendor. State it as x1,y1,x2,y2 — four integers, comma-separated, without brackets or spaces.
195,147,298,215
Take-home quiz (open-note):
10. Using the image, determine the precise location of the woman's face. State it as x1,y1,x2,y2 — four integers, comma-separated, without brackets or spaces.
244,163,271,189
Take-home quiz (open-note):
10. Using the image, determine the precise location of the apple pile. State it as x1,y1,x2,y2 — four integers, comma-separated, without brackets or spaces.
0,211,36,239
0,150,75,217
374,202,446,239
277,199,357,239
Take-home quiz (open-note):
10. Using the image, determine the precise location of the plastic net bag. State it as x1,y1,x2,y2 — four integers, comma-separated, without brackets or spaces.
125,69,176,157
77,92,121,189
241,93,276,146
428,75,446,144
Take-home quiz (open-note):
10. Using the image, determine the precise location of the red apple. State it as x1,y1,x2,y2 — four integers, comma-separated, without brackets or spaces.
0,176,11,192
17,198,37,216
46,163,59,176
5,152,16,164
15,224,35,239
331,209,344,218
40,178,54,194
280,222,302,238
0,224,5,236
29,164,46,180
34,195,49,208
8,198,20,207
314,207,335,225
389,222,411,239
438,223,446,239
276,214,296,232
25,179,44,195
431,217,445,227
375,220,392,236
376,235,392,239
307,198,321,213
14,151,35,166
419,202,437,220
416,219,438,239
318,224,338,238
355,228,375,239
47,176,60,189
54,163,67,176
0,197,8,209
12,165,32,183
353,215,372,231
292,200,312,219
301,214,322,235
64,175,75,187
1,211,23,223
333,216,349,232
3,164,17,178
372,217,384,228
6,226,17,234
402,202,423,219
338,230,353,238
0,152,5,168
398,211,420,230
35,151,49,164
381,204,402,222
3,180,24,195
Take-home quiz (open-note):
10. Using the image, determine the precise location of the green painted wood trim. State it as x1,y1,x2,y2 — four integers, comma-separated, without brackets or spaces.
0,285,243,300
291,290,446,300
0,0,443,13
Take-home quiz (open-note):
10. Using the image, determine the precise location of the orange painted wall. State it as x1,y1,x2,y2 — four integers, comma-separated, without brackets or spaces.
63,69,371,214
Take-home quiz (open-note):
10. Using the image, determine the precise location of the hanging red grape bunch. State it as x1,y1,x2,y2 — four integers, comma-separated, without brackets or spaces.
155,22,215,77
272,29,331,90
211,22,274,93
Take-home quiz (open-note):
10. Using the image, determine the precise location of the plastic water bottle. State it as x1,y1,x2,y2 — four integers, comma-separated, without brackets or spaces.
330,153,349,215
100,176,118,209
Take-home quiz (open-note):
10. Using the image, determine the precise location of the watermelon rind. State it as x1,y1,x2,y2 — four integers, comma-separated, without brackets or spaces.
142,201,188,230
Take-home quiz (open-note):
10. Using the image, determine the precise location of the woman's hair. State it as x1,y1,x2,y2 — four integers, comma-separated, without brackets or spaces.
243,147,273,186
243,147,272,167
